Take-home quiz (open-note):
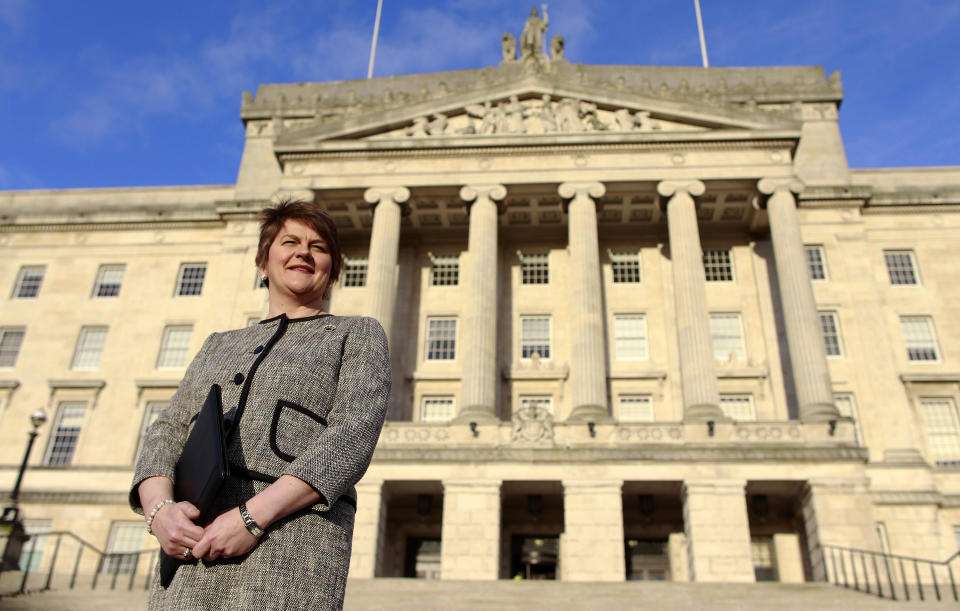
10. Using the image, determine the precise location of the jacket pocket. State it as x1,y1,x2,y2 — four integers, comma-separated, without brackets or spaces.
269,400,327,462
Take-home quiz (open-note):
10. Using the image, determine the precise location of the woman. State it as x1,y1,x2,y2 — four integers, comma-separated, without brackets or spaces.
131,200,390,610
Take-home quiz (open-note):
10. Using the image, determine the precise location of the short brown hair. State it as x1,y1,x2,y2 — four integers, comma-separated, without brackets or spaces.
256,199,343,287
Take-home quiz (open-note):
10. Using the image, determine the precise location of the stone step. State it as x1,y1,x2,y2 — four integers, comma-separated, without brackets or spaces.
3,579,959,610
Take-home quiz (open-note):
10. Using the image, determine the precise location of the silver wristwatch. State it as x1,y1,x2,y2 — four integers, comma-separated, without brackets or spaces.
239,502,265,538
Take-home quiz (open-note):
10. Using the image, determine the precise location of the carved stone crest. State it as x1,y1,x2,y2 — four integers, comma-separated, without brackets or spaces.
511,400,555,445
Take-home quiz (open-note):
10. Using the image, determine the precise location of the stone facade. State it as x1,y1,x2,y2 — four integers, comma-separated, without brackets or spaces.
2,18,960,585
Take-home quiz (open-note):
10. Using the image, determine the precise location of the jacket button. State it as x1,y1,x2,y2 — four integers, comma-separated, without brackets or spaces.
234,373,245,385
253,345,263,354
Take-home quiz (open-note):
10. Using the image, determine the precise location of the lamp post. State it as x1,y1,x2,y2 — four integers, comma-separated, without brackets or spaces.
8,409,48,508
1,409,47,572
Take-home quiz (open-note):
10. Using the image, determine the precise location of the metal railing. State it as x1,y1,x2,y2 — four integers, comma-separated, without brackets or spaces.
823,544,960,602
0,531,158,596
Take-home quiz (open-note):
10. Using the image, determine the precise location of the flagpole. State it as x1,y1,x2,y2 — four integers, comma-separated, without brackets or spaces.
367,0,384,79
694,0,709,68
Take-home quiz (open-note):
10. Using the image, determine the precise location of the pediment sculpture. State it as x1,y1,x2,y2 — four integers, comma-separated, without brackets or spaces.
511,400,555,445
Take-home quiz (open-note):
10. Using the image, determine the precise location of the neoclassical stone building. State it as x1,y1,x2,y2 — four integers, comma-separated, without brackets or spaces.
2,18,959,584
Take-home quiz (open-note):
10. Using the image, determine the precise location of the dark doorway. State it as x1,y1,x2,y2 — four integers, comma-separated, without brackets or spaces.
510,535,558,580
500,481,564,579
404,537,441,579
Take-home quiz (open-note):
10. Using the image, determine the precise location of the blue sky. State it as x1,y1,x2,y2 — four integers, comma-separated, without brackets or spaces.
1,0,957,190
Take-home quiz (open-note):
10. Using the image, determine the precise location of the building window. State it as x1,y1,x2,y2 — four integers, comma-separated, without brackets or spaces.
900,316,939,362
22,521,52,573
614,314,647,361
920,398,960,467
430,254,459,286
703,249,733,282
12,265,45,299
0,327,25,367
156,325,192,368
44,402,87,466
834,393,863,445
618,395,653,422
875,522,891,555
342,257,368,288
103,522,145,574
421,396,455,423
805,245,828,280
611,251,641,284
720,394,756,421
71,326,108,370
92,264,125,297
520,252,549,285
424,318,457,361
751,536,776,581
175,263,206,296
135,401,168,462
710,313,745,360
884,250,919,286
520,316,551,359
519,395,553,416
819,311,843,357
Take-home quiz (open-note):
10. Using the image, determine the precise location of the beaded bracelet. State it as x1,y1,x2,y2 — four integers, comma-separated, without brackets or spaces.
145,499,175,534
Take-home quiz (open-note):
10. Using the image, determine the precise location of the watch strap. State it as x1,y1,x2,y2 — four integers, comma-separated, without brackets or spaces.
239,502,265,538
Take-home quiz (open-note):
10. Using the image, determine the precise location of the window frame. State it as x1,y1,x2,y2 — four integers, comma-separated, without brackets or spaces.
135,401,168,462
519,315,552,360
805,245,828,281
518,395,553,416
610,251,642,284
424,317,458,362
0,327,26,368
70,326,108,370
11,265,46,299
719,394,756,421
702,249,734,282
92,264,125,298
900,315,940,362
342,256,368,288
920,397,960,467
709,313,746,361
156,325,193,369
884,250,920,286
420,396,456,423
43,402,87,466
174,262,207,297
519,252,549,285
613,314,648,361
429,254,460,287
103,521,146,575
618,394,654,423
819,311,844,358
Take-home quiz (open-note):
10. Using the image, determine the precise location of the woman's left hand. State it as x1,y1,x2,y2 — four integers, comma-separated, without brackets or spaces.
191,507,258,562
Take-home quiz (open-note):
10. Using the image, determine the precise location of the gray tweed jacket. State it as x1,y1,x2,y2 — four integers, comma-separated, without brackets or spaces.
131,313,390,611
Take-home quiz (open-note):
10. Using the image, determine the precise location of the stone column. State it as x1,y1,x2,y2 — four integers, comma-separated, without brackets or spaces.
440,480,501,580
682,479,754,582
349,478,386,578
559,182,609,422
456,184,507,424
801,478,877,581
658,180,723,421
363,187,410,341
561,481,625,581
758,177,839,421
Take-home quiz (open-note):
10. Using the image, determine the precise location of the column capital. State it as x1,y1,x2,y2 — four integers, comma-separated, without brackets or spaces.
656,179,705,199
460,184,507,203
363,186,411,206
757,176,804,196
270,188,314,203
558,181,606,200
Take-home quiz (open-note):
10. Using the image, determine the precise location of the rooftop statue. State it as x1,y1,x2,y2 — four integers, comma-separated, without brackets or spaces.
520,4,549,59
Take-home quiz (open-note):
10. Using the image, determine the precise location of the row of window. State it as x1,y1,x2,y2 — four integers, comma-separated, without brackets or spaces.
0,325,192,370
417,313,942,364
22,519,146,574
11,263,208,300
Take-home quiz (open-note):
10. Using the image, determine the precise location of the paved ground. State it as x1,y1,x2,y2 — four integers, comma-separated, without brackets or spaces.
3,579,957,610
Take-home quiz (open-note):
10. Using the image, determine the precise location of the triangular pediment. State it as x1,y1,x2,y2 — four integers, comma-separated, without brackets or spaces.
273,72,800,151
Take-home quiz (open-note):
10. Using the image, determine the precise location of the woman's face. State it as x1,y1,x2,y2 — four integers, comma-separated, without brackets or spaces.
259,219,333,304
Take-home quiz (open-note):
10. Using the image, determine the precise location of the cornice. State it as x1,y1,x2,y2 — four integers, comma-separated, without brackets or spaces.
870,489,946,506
0,489,128,505
0,220,224,233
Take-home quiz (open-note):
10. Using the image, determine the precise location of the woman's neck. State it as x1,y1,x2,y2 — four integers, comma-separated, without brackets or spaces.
266,295,327,319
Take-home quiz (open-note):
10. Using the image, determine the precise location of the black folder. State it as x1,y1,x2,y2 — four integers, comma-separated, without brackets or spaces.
159,384,230,587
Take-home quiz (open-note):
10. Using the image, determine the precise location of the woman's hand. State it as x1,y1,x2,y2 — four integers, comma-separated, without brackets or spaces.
151,501,204,559
191,507,258,562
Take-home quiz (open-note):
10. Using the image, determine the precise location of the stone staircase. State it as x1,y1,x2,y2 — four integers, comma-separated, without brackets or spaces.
3,579,958,610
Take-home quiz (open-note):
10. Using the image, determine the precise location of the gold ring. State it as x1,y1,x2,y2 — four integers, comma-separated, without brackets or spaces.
182,549,192,559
